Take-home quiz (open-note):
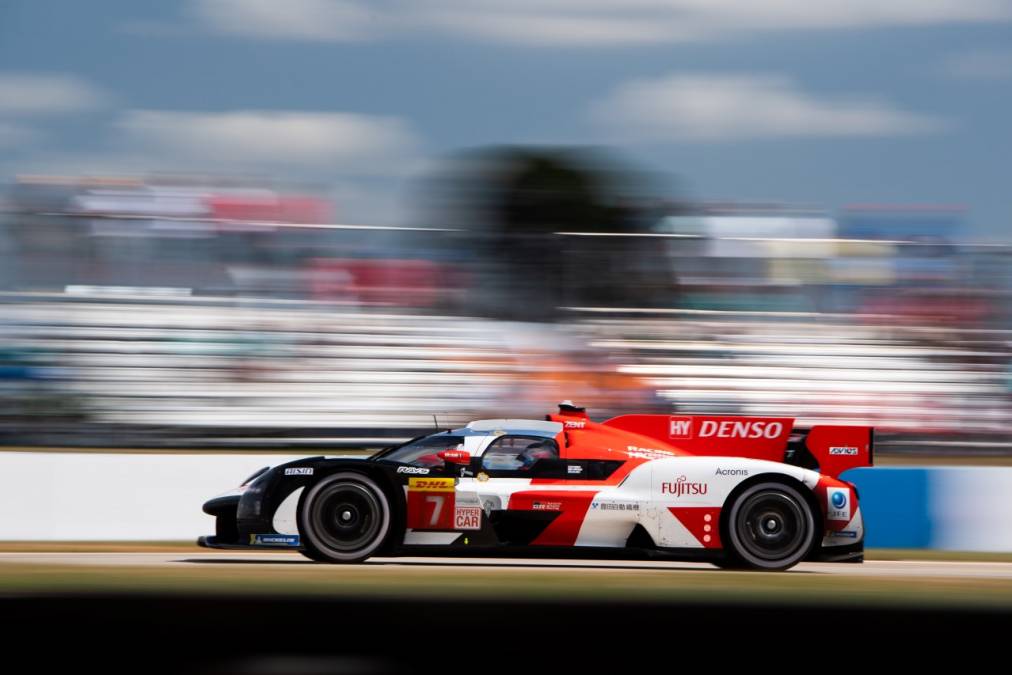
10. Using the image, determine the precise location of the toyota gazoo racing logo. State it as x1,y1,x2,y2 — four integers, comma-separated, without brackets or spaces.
660,475,708,497
699,420,784,439
626,445,676,460
826,487,850,521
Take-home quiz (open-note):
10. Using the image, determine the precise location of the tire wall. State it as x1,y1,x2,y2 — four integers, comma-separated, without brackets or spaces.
0,452,1010,551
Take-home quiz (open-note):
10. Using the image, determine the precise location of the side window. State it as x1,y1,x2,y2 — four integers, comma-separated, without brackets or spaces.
380,435,465,469
482,436,559,473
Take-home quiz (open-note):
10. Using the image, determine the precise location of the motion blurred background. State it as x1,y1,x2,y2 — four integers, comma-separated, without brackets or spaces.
3,6,1012,671
0,1,1010,458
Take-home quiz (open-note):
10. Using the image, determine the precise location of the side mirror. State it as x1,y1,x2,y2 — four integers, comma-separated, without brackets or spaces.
438,449,471,464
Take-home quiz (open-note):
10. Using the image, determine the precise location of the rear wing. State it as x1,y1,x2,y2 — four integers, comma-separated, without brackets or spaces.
793,425,874,478
602,414,873,479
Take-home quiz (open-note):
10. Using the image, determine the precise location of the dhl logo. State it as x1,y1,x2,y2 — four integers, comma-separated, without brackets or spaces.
407,477,455,492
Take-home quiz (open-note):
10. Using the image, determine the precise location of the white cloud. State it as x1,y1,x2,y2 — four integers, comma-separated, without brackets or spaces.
590,73,946,141
192,0,380,41
414,10,682,47
115,110,420,173
0,73,107,116
188,0,1012,47
942,48,1012,80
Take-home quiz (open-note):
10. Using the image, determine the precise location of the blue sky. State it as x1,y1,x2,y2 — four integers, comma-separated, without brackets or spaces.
1,1,1010,237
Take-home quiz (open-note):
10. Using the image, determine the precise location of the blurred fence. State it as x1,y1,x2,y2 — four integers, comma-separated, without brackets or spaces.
573,308,1012,453
0,295,504,448
2,181,1011,453
0,292,1009,452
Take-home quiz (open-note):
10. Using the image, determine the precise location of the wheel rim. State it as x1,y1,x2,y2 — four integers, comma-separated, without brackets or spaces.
734,490,808,562
309,482,383,554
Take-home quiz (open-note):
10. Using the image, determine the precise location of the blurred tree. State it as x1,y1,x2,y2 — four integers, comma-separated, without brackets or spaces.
426,146,674,321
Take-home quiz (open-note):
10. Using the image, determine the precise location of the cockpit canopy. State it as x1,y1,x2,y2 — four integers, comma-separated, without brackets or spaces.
375,419,563,471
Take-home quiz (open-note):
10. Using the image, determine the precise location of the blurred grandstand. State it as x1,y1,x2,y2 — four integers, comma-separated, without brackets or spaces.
0,173,1009,454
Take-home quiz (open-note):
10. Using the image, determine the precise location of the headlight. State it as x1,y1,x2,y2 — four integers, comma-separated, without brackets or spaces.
240,466,270,487
237,468,273,519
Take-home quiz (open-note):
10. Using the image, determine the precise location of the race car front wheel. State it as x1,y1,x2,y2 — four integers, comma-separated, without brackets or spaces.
723,481,816,571
299,472,392,563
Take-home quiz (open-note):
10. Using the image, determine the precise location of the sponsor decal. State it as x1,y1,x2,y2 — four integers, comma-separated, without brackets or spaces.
250,534,300,547
532,501,562,511
476,472,489,483
826,487,850,521
597,502,640,511
567,465,583,474
626,445,676,460
668,416,694,439
284,467,313,476
397,466,430,475
441,450,469,462
661,475,708,497
699,420,784,439
564,420,586,429
715,468,748,476
454,506,482,530
407,477,455,492
829,530,858,538
829,446,860,456
407,479,456,529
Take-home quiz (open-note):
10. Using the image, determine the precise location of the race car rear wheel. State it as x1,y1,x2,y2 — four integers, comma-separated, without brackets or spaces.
724,481,816,571
299,472,391,563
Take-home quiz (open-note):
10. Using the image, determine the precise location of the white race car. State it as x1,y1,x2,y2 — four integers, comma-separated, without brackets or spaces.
200,402,871,571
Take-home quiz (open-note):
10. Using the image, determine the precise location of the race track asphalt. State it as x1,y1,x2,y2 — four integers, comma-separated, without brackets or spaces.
4,551,1012,579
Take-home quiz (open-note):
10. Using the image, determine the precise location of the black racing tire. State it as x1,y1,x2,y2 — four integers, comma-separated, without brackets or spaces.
298,472,392,564
709,556,748,570
298,548,332,563
723,481,816,572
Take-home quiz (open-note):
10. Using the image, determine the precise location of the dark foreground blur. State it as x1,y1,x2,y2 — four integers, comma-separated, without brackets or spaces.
4,593,1009,672
1,151,1010,455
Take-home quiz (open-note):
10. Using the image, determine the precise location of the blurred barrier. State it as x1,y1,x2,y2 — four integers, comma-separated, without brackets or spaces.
2,452,1011,551
846,467,1012,551
0,452,296,540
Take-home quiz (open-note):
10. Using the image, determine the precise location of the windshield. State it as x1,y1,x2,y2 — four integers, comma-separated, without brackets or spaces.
375,434,465,468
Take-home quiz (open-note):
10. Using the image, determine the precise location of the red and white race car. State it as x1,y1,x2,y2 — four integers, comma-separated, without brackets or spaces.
200,402,872,570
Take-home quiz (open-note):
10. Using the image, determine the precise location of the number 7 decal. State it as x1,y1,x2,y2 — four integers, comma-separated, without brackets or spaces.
406,477,456,530
425,494,444,527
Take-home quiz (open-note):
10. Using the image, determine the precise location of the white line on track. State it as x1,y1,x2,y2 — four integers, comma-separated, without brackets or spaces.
3,552,1012,579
